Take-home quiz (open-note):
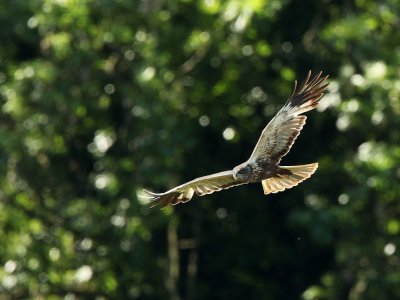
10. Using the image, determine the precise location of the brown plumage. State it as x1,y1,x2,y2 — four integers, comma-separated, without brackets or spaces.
143,71,329,208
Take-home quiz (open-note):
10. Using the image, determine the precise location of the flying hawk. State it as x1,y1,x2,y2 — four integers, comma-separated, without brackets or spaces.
144,71,329,208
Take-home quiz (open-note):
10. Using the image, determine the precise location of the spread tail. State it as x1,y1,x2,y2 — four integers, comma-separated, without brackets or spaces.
261,163,318,194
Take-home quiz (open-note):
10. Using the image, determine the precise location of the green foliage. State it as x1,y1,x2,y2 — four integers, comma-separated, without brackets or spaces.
0,0,399,299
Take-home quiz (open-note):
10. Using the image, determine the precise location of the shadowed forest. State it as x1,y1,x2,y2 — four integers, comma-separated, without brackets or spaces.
1,0,400,299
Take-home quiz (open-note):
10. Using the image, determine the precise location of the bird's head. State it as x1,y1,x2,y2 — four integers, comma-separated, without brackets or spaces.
233,163,253,181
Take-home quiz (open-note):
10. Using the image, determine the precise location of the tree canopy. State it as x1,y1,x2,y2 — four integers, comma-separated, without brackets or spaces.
0,0,400,299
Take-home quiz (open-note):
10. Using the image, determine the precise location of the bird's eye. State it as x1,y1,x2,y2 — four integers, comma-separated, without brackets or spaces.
239,166,248,174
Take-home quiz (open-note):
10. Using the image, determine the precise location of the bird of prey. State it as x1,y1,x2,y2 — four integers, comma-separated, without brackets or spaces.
144,71,329,208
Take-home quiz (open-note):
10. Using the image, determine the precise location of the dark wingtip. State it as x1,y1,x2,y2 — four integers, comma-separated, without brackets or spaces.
288,71,329,107
145,191,183,209
147,196,167,209
140,189,167,209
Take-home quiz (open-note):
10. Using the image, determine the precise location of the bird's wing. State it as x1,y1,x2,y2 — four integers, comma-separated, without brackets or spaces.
248,71,329,164
143,170,246,208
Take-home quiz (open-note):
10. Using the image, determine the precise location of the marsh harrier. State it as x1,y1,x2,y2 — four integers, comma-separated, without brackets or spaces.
144,71,329,208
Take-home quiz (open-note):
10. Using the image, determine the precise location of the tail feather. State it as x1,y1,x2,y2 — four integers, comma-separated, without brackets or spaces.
261,163,318,194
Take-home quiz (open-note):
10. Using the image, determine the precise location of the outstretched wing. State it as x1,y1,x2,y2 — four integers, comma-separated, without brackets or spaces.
248,71,329,164
143,171,247,208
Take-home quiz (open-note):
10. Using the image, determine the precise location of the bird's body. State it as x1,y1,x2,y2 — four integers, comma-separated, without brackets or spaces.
235,159,277,183
144,71,329,208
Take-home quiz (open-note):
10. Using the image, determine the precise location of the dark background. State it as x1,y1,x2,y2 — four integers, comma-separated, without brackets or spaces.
0,0,399,299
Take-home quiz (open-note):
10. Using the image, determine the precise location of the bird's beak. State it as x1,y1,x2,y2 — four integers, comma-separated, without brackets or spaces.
233,173,237,180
